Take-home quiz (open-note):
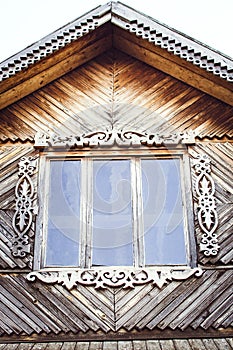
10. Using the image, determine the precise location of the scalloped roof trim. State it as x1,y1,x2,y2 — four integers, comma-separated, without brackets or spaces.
0,2,232,83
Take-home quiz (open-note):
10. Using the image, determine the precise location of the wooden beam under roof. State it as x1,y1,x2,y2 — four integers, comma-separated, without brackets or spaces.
113,26,233,106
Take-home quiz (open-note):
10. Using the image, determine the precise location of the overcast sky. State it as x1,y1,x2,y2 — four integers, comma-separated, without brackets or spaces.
0,0,232,63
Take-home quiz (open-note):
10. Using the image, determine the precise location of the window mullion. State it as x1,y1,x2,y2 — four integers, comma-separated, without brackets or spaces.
131,158,144,268
80,158,93,268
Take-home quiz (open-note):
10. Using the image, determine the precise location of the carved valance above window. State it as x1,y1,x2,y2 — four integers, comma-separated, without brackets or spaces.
34,129,196,149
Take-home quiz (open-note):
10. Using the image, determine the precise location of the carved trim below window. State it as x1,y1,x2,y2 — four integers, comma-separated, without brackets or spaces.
27,267,203,289
12,156,37,257
34,129,196,148
193,154,219,256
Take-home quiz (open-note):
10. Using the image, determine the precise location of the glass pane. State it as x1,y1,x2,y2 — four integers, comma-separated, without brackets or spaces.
92,160,133,266
45,160,81,266
142,159,187,265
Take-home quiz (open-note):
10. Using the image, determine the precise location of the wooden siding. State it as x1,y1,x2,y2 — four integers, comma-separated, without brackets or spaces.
0,50,232,142
0,270,232,337
0,50,232,341
0,339,232,349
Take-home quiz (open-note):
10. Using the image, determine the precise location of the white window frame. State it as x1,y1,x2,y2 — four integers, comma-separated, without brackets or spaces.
34,147,197,271
26,129,204,289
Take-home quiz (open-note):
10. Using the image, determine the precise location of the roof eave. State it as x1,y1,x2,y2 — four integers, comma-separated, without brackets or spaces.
0,1,233,110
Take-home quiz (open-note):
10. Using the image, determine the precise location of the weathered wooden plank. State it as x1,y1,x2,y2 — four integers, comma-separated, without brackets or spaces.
38,284,94,333
89,342,103,350
0,286,42,333
118,341,133,350
73,285,115,322
213,304,233,329
113,27,233,106
74,343,90,350
169,271,231,330
46,343,63,350
191,273,233,329
140,274,200,329
187,339,206,350
201,339,219,350
132,340,147,350
56,284,114,332
60,342,77,350
146,340,161,350
159,339,174,350
2,276,56,334
213,338,233,350
103,341,118,350
0,30,112,110
173,339,192,350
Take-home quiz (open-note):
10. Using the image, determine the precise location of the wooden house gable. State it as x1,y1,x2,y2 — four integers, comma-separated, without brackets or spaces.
0,1,232,345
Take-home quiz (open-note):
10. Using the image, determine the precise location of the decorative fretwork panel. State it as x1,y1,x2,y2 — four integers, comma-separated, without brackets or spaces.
193,154,219,256
12,156,38,258
27,267,202,290
34,129,195,148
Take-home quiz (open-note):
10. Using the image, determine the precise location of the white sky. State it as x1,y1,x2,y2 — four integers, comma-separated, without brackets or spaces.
0,0,233,63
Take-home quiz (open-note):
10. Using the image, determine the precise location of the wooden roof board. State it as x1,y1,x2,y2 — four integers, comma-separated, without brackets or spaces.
0,2,233,109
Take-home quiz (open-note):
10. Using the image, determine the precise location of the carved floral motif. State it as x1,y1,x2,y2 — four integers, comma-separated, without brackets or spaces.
27,267,203,290
12,156,37,257
34,129,196,148
193,154,219,256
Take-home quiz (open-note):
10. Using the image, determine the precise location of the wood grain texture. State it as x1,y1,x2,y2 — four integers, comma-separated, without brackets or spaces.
0,50,232,142
1,339,231,349
0,270,232,337
0,50,232,342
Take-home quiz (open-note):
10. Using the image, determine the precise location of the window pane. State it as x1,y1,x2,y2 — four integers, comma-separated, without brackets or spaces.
45,160,81,266
92,160,133,266
142,159,187,265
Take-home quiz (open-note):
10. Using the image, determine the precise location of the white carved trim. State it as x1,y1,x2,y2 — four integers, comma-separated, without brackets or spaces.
27,267,202,289
12,156,38,257
34,129,196,148
193,154,219,256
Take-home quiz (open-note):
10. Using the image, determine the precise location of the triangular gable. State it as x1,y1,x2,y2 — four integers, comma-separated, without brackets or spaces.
0,1,233,109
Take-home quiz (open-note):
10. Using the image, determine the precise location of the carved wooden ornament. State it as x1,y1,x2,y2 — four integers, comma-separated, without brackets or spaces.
12,156,37,257
27,267,202,290
34,129,196,148
193,154,219,256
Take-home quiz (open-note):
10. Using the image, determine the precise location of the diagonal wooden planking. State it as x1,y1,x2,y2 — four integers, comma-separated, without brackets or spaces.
0,145,38,210
0,49,232,142
0,274,116,335
114,270,233,332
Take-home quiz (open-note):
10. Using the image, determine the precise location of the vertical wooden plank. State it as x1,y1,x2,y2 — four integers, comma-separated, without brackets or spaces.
133,341,147,350
103,341,118,350
146,340,161,350
74,343,90,350
118,341,133,350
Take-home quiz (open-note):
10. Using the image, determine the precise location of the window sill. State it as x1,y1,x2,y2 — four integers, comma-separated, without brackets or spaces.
27,266,203,289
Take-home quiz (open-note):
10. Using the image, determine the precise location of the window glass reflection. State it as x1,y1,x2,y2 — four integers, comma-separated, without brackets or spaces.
92,160,133,266
142,159,186,265
46,160,81,266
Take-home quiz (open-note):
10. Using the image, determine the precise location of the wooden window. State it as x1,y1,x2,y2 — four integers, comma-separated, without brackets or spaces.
36,149,195,270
